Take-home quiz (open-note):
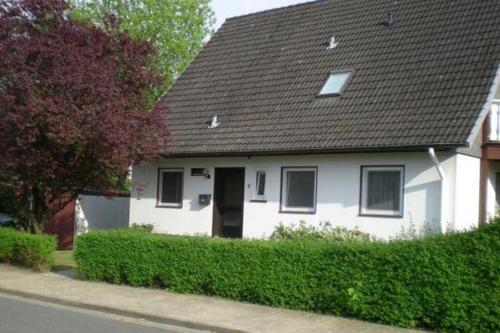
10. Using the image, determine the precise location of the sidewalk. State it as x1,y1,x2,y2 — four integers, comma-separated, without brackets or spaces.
0,264,428,333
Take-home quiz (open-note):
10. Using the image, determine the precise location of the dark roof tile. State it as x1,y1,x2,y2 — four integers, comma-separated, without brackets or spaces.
159,0,500,155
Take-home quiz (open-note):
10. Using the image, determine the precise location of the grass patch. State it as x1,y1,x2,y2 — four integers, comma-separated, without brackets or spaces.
52,251,77,270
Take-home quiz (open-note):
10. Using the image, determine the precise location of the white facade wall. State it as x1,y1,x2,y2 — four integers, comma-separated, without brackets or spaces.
130,151,479,239
453,154,481,230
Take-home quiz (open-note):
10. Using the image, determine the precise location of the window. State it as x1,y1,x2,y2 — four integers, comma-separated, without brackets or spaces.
318,70,352,96
280,167,317,213
360,166,404,217
253,171,266,201
157,168,183,208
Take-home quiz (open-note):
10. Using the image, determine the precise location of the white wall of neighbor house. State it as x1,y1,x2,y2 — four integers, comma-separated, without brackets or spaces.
75,194,130,234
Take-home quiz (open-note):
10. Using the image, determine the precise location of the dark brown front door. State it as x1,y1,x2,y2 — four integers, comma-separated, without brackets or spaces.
212,168,245,238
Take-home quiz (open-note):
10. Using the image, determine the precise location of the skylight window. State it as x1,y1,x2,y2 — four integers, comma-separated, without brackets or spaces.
318,71,352,96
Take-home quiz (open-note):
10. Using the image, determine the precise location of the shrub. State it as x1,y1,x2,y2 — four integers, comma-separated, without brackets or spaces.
393,219,443,240
74,222,500,333
129,223,154,233
0,228,57,272
270,220,371,242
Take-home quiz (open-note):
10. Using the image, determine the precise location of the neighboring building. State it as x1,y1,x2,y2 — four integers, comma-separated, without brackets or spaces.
45,192,130,249
74,193,130,235
130,0,500,239
44,194,76,250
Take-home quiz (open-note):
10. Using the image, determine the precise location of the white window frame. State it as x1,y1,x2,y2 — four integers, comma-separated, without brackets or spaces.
280,167,317,213
360,166,404,217
253,170,267,201
157,168,184,208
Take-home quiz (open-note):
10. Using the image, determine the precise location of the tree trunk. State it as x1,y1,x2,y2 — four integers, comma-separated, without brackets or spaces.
22,187,49,234
28,215,43,234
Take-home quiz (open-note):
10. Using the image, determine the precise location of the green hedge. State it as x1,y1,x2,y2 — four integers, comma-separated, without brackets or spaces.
0,228,57,272
74,222,500,333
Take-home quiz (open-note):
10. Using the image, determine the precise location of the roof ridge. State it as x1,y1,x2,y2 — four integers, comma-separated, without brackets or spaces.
225,0,322,22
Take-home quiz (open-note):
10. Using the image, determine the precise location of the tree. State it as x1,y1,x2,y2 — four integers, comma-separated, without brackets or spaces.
0,185,16,216
71,0,215,102
0,0,168,233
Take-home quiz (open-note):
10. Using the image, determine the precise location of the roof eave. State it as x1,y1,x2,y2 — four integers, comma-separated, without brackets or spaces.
160,143,466,159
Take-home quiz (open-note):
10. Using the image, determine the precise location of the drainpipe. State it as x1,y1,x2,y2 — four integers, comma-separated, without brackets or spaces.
428,148,447,234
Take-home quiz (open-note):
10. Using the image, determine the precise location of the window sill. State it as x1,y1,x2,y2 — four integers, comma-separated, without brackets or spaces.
359,213,403,219
279,209,316,215
250,199,267,203
156,204,183,209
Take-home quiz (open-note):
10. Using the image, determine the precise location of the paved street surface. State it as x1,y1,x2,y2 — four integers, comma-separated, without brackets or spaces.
0,293,208,333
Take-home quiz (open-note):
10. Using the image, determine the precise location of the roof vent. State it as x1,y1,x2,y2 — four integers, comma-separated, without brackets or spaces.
327,36,338,49
383,1,396,29
208,115,221,129
383,12,395,28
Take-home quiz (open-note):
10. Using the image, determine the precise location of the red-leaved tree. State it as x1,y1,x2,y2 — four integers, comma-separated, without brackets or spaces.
0,0,167,232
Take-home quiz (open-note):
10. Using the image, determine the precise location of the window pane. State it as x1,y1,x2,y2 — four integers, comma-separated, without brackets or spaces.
319,72,351,95
286,170,315,208
256,172,266,196
367,171,400,211
161,172,182,204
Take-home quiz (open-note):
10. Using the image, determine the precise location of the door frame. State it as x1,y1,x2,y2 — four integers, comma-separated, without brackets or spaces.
495,172,500,208
212,167,246,238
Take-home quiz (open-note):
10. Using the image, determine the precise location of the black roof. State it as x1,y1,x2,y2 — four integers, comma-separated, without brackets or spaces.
159,0,500,156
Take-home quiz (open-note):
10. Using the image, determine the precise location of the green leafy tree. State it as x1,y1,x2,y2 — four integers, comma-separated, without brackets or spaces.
71,0,215,102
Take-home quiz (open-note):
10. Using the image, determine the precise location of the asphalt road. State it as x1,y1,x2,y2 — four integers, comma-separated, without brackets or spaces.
0,293,209,333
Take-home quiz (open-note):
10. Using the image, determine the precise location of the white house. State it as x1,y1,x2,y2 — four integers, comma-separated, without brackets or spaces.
130,0,500,239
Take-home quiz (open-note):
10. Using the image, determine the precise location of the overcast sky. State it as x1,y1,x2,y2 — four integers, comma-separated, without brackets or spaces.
211,0,314,30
